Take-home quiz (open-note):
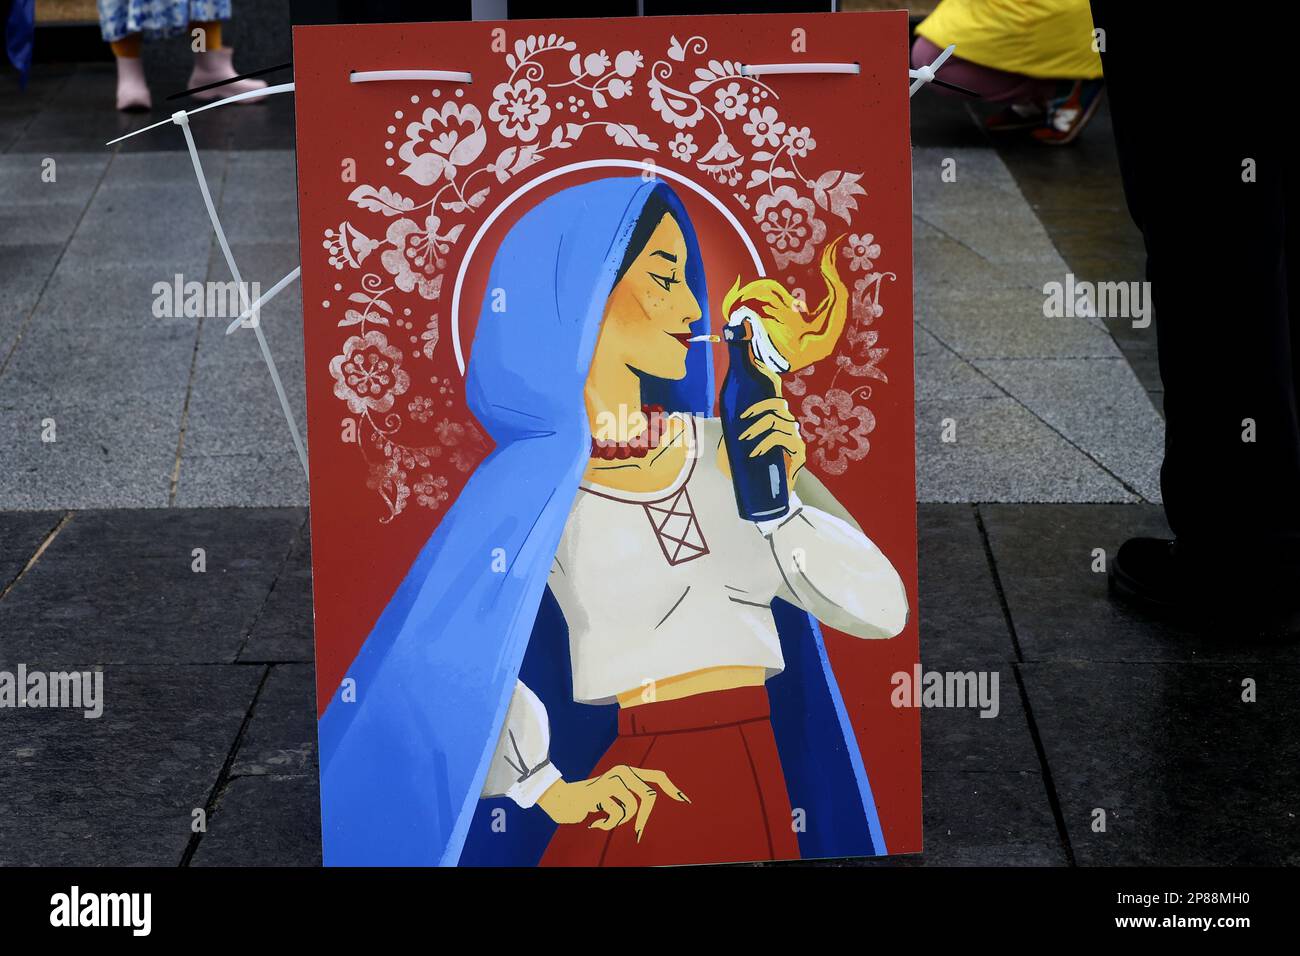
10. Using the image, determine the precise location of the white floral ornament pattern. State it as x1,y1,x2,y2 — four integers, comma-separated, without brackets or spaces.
325,30,895,521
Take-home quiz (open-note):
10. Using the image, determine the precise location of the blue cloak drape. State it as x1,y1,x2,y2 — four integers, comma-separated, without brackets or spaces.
317,176,887,865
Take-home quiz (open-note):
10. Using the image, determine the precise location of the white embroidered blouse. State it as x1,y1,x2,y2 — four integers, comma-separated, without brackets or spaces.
481,414,909,807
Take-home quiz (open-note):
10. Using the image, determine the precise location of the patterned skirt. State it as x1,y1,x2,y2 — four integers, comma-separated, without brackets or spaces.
97,0,233,42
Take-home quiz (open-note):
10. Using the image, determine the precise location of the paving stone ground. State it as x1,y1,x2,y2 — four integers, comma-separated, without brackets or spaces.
2,62,1292,868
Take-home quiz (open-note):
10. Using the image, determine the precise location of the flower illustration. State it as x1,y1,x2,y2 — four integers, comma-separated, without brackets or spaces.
323,222,378,271
434,418,466,446
380,215,461,300
714,81,749,120
742,105,785,147
408,396,435,423
648,78,704,129
614,50,642,77
398,102,486,185
696,133,743,185
488,78,552,142
668,132,698,163
845,233,881,271
583,51,611,75
330,330,411,414
753,185,826,267
798,388,875,475
413,473,450,509
781,125,816,158
852,273,886,322
420,314,440,359
607,77,633,99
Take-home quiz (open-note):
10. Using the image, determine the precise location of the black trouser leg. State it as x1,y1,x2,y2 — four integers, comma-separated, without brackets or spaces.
1092,2,1300,570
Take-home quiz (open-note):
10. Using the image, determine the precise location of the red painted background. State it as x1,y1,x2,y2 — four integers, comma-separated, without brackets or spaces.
293,11,921,855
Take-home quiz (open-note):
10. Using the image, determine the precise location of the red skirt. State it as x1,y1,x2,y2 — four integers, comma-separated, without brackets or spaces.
539,685,801,867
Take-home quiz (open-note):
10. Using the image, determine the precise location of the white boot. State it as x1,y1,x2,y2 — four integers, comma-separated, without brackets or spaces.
115,55,151,112
188,48,269,103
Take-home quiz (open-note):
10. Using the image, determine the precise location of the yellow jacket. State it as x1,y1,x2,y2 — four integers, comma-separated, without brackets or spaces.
915,0,1104,79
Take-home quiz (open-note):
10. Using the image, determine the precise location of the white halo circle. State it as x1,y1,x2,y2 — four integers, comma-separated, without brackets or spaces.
449,159,767,375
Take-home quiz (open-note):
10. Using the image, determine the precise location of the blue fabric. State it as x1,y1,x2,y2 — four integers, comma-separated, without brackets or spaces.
4,0,33,87
318,175,885,866
96,0,231,43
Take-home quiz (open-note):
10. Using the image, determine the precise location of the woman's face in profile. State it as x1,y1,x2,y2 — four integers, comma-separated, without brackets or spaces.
599,213,703,382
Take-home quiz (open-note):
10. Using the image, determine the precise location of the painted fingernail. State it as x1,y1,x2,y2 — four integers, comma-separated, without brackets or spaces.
678,791,691,803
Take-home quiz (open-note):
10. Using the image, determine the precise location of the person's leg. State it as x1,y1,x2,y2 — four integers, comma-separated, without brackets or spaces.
187,17,268,102
108,33,150,112
1094,2,1300,632
911,35,1055,105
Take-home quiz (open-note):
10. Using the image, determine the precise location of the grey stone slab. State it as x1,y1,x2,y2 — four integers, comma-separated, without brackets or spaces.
190,773,321,867
919,665,1040,774
59,229,213,275
0,511,61,591
0,508,300,665
97,150,218,192
211,238,302,280
15,106,141,149
973,358,1163,503
231,663,317,776
239,522,314,663
217,198,300,244
914,234,1044,294
0,110,35,152
915,770,1067,865
0,396,181,510
912,214,944,243
916,398,1137,503
182,329,306,468
916,285,1119,360
981,504,1300,663
225,150,299,183
0,320,195,401
1023,661,1300,865
68,181,214,262
912,154,1066,267
916,343,1002,401
0,201,85,246
30,259,201,331
917,504,1015,664
174,450,309,508
0,664,262,866
0,153,109,207
0,242,63,355
44,66,120,110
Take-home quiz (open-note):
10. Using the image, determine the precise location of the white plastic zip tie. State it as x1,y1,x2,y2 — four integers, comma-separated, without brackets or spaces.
225,266,302,335
909,43,955,97
350,69,473,84
105,81,296,146
171,110,310,478
741,62,859,76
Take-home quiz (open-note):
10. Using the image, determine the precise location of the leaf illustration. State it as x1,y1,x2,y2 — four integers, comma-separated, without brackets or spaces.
348,185,415,216
604,123,657,150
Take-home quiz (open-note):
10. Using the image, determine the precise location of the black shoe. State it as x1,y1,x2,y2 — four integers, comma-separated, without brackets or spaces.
1110,537,1300,639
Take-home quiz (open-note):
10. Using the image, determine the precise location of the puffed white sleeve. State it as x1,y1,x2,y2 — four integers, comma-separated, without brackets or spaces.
760,490,909,640
479,680,563,808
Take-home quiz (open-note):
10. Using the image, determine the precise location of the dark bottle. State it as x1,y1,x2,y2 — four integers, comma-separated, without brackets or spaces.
720,316,790,523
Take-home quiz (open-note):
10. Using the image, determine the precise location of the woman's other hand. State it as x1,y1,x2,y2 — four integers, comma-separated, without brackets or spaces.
536,765,689,842
737,397,806,482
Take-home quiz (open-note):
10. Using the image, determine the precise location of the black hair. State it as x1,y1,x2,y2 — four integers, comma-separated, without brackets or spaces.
613,189,680,287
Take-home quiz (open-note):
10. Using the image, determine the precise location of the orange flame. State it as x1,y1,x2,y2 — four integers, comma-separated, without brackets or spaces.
720,235,849,373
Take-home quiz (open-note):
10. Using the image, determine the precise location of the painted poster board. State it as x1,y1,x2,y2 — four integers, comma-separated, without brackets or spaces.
293,11,919,866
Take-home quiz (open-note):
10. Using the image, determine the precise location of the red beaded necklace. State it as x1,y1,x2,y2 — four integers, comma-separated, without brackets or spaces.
590,404,669,460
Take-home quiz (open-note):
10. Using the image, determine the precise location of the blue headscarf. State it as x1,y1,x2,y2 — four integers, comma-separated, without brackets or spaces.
318,176,886,866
